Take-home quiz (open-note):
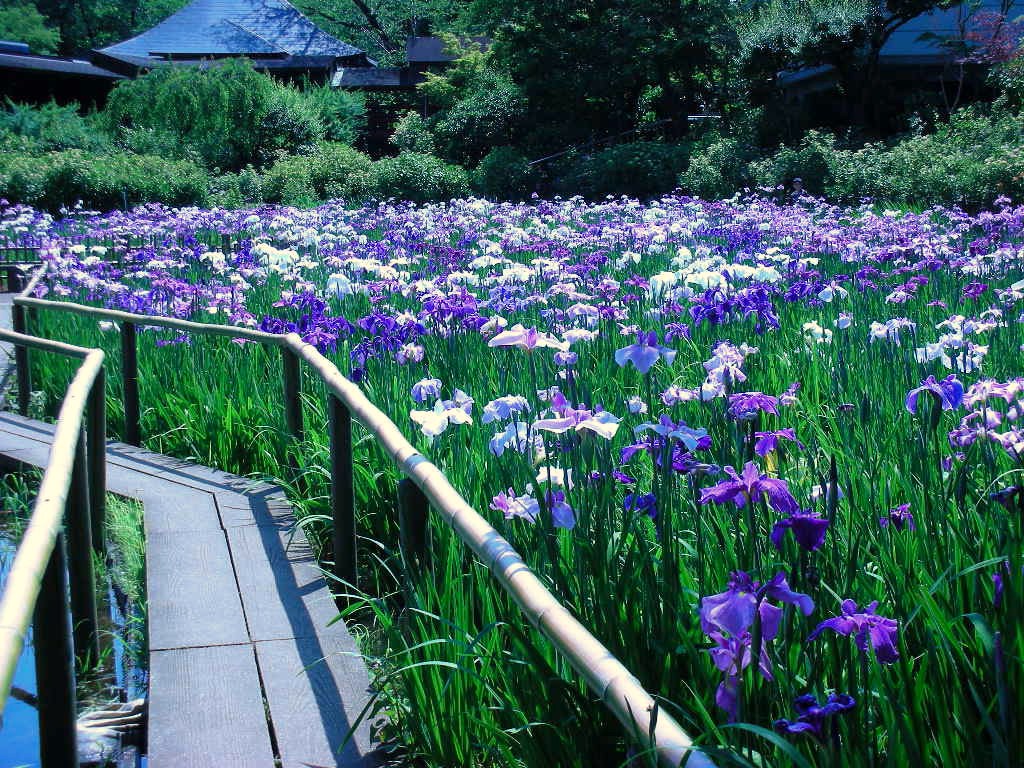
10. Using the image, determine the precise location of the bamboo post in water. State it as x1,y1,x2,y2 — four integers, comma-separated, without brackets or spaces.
33,534,79,768
12,303,30,416
281,347,304,442
86,369,106,554
328,394,356,588
121,321,140,446
66,430,99,666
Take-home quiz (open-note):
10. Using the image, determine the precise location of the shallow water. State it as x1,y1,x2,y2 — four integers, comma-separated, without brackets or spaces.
0,526,147,767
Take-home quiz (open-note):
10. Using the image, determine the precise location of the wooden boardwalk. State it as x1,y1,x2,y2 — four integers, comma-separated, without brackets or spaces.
0,411,380,767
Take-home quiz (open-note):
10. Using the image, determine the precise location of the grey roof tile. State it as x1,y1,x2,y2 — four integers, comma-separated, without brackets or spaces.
99,0,362,62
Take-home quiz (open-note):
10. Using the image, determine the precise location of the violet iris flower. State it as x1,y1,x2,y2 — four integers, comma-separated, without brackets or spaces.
411,377,443,404
727,392,780,420
770,509,830,551
773,693,856,741
614,331,677,375
700,571,814,720
808,599,900,664
699,462,800,514
754,428,804,457
879,503,915,531
546,489,577,529
490,489,539,523
905,374,964,414
624,493,657,519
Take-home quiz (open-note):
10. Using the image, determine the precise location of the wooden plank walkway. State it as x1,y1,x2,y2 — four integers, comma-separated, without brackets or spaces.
0,411,381,768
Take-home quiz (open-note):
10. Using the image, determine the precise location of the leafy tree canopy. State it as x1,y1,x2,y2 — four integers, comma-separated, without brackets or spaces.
0,1,61,53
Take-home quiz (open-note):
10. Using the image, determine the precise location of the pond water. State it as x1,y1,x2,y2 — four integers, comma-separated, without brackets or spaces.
0,525,148,768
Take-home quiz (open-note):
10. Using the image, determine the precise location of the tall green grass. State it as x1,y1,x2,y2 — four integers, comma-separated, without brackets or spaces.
23,221,1024,768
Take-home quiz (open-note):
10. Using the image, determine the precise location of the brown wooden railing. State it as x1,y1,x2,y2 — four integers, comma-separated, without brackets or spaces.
0,329,106,767
6,266,714,768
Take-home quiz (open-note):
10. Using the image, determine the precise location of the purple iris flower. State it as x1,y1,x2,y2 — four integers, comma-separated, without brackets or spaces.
699,462,800,514
905,374,964,414
990,485,1021,511
963,281,988,299
728,392,780,420
770,510,830,551
773,693,856,741
754,428,804,457
808,599,900,664
700,571,814,640
624,493,657,519
490,489,539,523
700,571,814,720
546,489,576,529
879,503,915,531
411,377,443,404
614,331,677,375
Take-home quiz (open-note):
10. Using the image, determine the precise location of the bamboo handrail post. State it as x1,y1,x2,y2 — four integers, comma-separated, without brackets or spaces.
33,533,79,768
328,394,356,588
121,321,140,446
12,303,30,416
86,368,107,554
281,347,304,442
66,429,100,666
398,477,429,575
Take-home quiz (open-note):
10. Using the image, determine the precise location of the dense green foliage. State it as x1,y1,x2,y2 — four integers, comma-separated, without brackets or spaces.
554,141,690,200
0,148,209,210
1,0,1022,209
0,2,61,53
373,151,469,202
751,107,1024,207
471,146,538,200
0,99,109,153
102,60,327,171
262,142,376,205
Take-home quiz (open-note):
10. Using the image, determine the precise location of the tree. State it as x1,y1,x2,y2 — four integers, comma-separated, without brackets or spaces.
299,0,479,63
0,2,61,53
738,0,963,129
474,0,737,151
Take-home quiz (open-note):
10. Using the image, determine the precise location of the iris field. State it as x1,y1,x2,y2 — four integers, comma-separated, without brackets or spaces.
3,194,1023,766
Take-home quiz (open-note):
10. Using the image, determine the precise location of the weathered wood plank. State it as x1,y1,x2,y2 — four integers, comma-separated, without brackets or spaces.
256,636,378,768
149,644,275,768
0,410,383,767
146,529,249,650
136,486,222,535
227,524,347,643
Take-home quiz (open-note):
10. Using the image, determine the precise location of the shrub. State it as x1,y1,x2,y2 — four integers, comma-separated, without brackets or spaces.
753,107,1024,207
678,134,758,200
207,166,264,208
430,72,525,166
262,143,374,206
390,111,436,155
0,100,110,153
116,126,203,163
0,150,209,211
252,87,325,167
304,84,367,145
472,146,539,200
372,152,470,203
555,141,690,200
749,130,837,195
102,60,324,171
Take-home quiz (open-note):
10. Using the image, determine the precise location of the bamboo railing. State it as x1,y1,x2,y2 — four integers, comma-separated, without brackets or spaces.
0,329,106,767
6,266,714,768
